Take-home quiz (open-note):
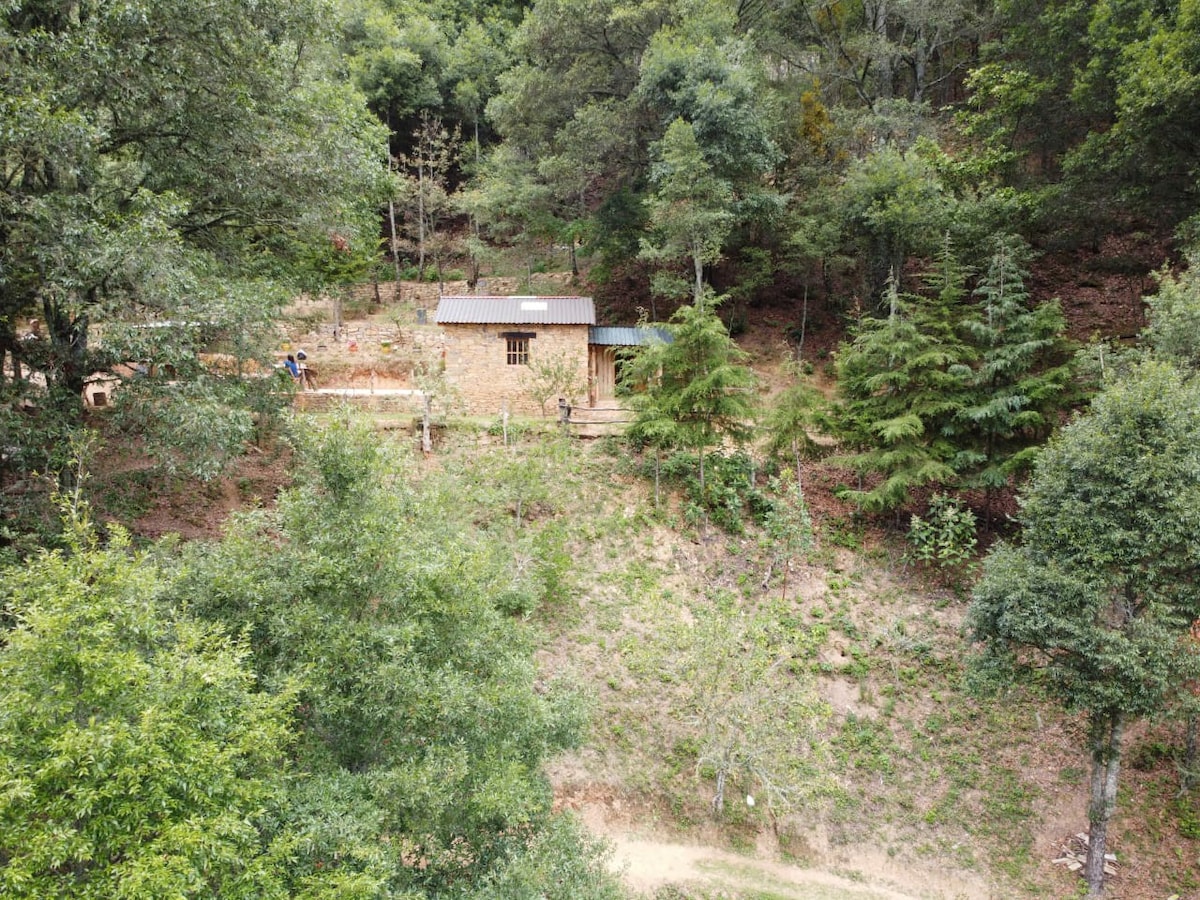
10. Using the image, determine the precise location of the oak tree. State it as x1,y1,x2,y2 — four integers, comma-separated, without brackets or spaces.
969,361,1200,897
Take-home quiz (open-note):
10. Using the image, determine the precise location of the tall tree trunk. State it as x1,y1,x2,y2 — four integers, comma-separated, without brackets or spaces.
469,119,481,291
386,113,403,298
388,195,402,293
872,0,893,101
44,299,88,401
911,25,927,103
1085,711,1124,897
417,162,426,281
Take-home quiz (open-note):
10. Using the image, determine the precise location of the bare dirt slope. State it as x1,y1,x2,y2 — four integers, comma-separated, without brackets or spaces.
529,441,1197,900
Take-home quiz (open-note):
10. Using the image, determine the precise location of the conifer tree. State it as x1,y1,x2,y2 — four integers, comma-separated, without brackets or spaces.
830,274,974,513
956,238,1073,509
626,292,757,496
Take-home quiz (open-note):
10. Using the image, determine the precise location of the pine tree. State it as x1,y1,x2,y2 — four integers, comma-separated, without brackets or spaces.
956,238,1073,512
830,273,974,513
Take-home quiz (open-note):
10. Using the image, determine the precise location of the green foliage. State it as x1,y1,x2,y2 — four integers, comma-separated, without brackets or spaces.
830,240,1073,515
963,0,1200,233
0,387,83,556
760,481,815,591
969,359,1200,718
641,118,736,302
658,450,774,535
529,520,575,609
829,275,972,512
969,359,1200,892
635,29,780,183
968,361,1200,889
763,347,826,498
111,377,258,481
171,419,610,895
954,237,1074,491
1063,0,1200,222
0,0,387,554
462,143,560,274
471,815,622,900
661,598,830,815
840,147,956,302
0,521,297,898
1144,251,1200,371
907,493,978,569
521,350,588,416
467,443,563,529
625,292,758,499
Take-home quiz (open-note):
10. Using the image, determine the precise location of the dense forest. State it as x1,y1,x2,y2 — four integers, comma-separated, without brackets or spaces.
3,0,1200,897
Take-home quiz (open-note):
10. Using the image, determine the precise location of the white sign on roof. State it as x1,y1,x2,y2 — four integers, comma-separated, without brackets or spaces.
519,301,549,311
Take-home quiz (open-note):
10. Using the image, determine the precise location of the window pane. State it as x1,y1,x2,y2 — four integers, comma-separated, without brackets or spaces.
506,337,529,365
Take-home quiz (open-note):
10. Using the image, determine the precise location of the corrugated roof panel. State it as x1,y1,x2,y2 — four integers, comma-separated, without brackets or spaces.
435,296,595,325
589,326,673,346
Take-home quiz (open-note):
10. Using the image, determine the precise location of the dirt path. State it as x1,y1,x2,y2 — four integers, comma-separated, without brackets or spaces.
608,833,936,899
568,797,994,899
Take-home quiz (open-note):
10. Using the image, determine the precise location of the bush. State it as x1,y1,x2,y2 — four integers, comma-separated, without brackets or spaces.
657,450,775,534
907,493,977,568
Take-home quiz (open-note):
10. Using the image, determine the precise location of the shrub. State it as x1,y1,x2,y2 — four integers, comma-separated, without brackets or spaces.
907,493,977,568
658,450,775,534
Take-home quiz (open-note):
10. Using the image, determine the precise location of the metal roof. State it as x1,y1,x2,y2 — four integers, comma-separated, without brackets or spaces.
588,326,673,346
435,295,595,325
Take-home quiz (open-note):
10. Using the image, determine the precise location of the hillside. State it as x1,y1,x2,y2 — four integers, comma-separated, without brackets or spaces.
122,428,1193,899
83,268,1199,899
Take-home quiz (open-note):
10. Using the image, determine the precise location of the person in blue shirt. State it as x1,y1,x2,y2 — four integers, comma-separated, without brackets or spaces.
284,354,300,379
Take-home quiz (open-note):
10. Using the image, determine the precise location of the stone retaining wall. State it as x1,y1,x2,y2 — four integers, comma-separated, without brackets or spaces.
293,390,426,414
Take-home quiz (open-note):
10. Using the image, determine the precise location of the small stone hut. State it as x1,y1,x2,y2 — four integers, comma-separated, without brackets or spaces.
436,295,594,416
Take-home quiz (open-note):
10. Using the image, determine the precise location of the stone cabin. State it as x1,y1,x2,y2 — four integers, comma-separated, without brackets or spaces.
435,295,669,416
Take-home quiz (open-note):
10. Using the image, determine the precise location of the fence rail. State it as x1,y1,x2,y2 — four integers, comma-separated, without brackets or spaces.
557,400,634,429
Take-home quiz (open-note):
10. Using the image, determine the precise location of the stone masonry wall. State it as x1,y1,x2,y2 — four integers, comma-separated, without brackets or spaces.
443,323,588,417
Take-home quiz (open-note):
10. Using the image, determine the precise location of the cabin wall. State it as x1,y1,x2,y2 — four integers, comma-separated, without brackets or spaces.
442,323,588,416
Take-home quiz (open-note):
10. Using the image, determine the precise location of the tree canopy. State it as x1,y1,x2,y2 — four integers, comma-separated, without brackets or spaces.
0,518,297,899
0,0,388,496
969,359,1200,895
